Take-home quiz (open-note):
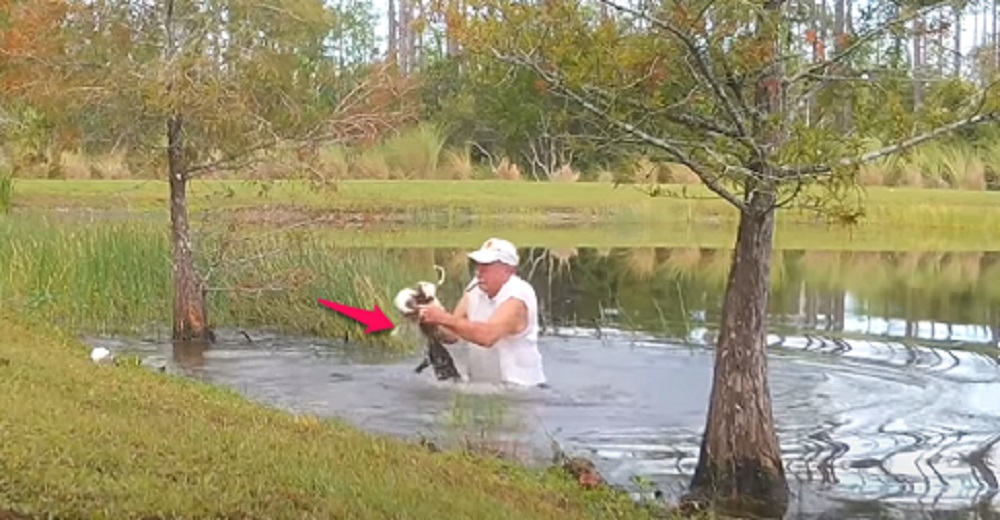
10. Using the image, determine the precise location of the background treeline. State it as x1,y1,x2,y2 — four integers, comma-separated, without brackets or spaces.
3,0,1000,190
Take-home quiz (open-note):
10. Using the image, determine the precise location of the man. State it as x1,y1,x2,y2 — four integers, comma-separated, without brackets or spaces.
418,238,547,387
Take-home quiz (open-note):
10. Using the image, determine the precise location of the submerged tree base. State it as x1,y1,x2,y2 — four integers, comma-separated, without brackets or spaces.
172,302,216,343
681,457,789,519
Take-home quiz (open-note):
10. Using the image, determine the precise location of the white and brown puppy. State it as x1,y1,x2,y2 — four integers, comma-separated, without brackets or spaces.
393,266,461,382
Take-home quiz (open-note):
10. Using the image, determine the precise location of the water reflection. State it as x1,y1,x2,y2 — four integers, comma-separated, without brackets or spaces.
95,246,1000,520
417,246,1000,348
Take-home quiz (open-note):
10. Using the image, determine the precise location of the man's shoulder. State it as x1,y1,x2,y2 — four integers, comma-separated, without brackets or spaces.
514,274,536,292
505,275,537,301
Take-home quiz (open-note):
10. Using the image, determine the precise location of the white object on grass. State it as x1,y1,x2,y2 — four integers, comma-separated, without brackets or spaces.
90,346,113,364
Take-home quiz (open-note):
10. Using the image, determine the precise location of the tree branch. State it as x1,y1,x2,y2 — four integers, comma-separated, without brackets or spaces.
579,84,746,142
595,0,753,139
780,111,1000,178
186,138,278,177
493,49,746,211
856,113,999,164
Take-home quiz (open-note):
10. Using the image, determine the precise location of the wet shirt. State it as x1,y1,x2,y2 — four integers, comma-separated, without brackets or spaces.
463,275,546,387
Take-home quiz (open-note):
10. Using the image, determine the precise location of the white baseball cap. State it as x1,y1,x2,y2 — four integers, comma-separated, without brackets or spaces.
467,237,519,266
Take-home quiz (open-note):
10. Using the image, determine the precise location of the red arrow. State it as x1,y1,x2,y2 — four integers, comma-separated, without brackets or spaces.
317,299,395,334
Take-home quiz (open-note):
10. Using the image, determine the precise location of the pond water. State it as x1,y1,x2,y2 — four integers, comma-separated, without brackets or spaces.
90,245,1000,520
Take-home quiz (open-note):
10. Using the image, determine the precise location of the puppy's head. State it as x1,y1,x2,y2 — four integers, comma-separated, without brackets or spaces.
393,281,442,319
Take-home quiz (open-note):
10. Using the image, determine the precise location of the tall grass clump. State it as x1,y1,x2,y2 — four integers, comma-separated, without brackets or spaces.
853,140,991,190
442,146,474,180
0,170,12,214
383,122,448,179
0,216,172,332
201,233,432,348
0,216,436,349
938,145,987,190
317,123,454,180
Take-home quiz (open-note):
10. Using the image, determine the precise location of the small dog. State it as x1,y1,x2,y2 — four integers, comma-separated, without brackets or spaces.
393,266,462,382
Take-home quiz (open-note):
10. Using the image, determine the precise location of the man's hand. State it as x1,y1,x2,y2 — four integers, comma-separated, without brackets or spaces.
418,305,455,327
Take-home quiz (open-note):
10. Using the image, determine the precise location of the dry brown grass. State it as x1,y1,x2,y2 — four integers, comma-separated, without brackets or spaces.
494,157,523,181
664,163,701,184
596,169,615,183
443,148,474,180
632,156,661,184
625,247,657,279
551,163,580,182
58,150,131,179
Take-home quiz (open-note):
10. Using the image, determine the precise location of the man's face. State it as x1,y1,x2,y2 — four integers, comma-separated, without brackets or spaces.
474,261,512,297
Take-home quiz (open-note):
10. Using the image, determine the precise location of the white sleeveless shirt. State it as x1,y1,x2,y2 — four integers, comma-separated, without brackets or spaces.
463,275,546,386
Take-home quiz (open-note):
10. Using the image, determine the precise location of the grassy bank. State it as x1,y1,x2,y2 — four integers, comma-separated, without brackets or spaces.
11,179,1000,230
0,311,656,519
0,216,432,345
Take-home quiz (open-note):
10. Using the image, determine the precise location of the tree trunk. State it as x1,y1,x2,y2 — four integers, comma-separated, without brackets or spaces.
913,17,924,109
834,0,853,132
953,4,962,77
399,0,411,75
168,113,213,343
684,190,788,519
388,0,398,65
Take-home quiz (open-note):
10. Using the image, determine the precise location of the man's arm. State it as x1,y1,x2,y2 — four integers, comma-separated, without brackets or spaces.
440,298,527,348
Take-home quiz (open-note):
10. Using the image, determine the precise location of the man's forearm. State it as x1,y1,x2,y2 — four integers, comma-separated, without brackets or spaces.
443,316,500,348
438,325,460,344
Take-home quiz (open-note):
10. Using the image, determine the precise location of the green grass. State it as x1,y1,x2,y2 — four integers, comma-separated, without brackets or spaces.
0,311,662,519
0,171,11,214
0,216,430,347
12,179,1000,230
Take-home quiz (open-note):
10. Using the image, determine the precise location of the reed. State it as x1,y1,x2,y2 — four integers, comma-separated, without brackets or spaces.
0,170,12,213
0,216,431,348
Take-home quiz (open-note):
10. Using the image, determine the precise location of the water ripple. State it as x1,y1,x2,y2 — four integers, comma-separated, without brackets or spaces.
94,328,1000,519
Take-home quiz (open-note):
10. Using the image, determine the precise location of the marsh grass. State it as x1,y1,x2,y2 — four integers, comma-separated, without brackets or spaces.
857,140,997,190
0,216,431,348
433,392,539,464
0,312,657,520
0,169,12,213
